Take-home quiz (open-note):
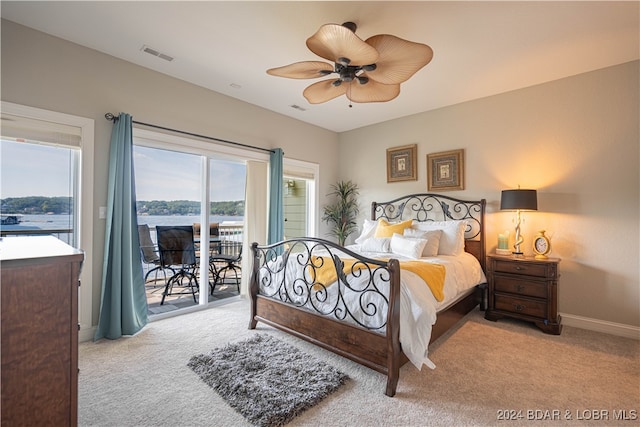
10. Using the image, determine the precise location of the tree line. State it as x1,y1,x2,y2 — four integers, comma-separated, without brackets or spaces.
1,197,244,216
137,200,244,216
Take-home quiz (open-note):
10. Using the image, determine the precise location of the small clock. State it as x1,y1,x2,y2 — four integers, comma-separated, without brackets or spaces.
533,230,551,259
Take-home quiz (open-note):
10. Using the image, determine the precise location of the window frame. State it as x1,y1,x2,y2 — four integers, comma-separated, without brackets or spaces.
1,101,95,341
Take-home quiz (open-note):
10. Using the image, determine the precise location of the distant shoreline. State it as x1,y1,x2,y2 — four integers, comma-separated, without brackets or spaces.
1,197,244,216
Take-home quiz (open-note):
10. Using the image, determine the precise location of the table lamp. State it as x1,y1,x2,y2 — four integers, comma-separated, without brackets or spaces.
500,188,537,255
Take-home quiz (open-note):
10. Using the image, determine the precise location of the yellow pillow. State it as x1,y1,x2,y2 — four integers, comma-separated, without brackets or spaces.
374,219,413,238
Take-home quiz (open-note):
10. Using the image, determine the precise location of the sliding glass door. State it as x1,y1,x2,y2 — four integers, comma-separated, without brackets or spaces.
133,127,318,318
208,158,246,299
133,133,249,317
133,145,205,315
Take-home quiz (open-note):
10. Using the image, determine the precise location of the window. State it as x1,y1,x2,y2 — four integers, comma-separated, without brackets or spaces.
0,102,94,341
1,139,79,244
284,158,319,238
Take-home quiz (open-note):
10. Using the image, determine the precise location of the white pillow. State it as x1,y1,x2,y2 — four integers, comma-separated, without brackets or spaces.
354,219,378,244
390,233,428,259
403,228,442,257
360,237,391,253
411,220,467,256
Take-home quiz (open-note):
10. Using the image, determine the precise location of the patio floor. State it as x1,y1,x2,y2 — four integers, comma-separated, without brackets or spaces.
144,271,240,316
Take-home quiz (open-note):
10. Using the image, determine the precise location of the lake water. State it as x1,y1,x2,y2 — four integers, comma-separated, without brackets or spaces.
1,214,243,232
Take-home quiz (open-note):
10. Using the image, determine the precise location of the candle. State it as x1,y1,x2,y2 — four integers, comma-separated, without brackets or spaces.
498,233,509,250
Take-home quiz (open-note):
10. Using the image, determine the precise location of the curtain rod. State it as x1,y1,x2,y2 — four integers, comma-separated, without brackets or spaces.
104,113,274,154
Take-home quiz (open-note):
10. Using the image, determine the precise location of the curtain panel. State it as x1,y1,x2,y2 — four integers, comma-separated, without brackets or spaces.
240,160,268,296
268,148,284,245
94,113,148,340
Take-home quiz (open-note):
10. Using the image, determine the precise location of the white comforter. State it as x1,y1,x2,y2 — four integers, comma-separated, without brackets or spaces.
258,245,486,370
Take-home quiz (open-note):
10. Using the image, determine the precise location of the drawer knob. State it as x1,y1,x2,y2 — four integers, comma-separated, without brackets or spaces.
514,304,526,312
515,266,525,271
516,284,525,292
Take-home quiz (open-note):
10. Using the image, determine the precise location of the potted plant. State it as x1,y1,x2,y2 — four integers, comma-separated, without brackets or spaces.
322,180,359,246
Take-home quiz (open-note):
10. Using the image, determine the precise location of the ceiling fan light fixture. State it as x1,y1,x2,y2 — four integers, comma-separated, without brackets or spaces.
332,80,342,87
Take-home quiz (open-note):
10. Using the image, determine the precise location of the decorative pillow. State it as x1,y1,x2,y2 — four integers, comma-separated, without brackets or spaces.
390,233,428,259
374,218,413,238
354,219,379,244
360,237,391,253
403,228,442,257
411,220,467,256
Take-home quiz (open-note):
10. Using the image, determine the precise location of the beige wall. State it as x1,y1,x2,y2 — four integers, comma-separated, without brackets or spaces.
1,20,339,326
338,61,639,328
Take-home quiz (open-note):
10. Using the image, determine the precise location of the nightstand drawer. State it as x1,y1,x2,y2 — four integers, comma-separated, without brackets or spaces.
493,275,547,298
495,294,547,318
493,260,547,277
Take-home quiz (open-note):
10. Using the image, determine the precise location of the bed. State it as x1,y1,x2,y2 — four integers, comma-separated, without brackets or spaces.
249,193,486,396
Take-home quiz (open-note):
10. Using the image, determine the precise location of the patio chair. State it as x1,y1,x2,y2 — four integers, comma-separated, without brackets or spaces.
193,222,222,255
156,225,199,305
209,242,242,294
137,224,173,286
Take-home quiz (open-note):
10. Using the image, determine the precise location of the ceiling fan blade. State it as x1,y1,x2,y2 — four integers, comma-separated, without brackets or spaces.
306,24,379,65
363,35,433,84
267,61,334,79
347,80,401,103
303,80,347,104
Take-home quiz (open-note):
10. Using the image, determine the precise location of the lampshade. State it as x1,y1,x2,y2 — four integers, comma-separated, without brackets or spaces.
500,189,537,211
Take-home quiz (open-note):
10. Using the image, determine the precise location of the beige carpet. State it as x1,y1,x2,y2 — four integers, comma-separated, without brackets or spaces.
79,299,639,426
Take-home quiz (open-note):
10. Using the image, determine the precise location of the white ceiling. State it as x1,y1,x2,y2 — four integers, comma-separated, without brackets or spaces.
2,1,638,133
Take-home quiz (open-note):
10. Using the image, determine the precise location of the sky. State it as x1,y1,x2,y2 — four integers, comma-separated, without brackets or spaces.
1,139,246,202
1,139,74,198
133,145,246,201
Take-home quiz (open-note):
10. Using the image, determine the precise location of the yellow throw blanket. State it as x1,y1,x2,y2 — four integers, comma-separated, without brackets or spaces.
309,256,446,302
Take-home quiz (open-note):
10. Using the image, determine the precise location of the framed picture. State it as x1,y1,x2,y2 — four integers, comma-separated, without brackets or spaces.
427,149,465,191
387,144,417,182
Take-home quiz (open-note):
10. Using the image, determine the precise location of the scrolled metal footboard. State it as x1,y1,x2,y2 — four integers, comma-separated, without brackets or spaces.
251,238,396,331
249,237,403,397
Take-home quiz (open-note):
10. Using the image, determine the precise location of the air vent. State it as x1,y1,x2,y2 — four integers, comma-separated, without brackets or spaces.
141,45,174,62
290,104,307,111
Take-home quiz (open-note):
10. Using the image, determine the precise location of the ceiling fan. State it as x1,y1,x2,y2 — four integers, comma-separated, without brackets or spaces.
267,22,433,105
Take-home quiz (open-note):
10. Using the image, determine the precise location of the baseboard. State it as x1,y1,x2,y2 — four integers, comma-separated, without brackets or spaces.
79,326,96,343
560,312,639,340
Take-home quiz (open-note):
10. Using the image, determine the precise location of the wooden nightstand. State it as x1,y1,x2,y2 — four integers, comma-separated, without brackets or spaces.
485,254,562,334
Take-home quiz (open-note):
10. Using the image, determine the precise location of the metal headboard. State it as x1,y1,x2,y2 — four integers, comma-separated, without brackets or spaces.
371,193,486,271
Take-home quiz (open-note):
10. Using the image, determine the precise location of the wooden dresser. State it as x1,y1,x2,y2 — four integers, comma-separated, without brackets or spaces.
1,236,84,426
485,253,562,335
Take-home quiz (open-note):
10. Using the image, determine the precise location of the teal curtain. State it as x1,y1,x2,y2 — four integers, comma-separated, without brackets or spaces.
268,148,284,245
94,113,148,340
